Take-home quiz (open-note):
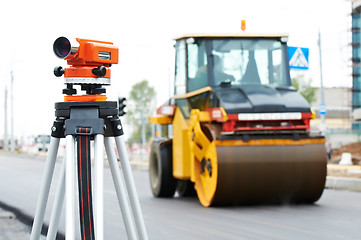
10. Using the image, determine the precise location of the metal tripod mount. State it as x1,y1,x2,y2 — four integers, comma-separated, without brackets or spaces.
30,100,148,240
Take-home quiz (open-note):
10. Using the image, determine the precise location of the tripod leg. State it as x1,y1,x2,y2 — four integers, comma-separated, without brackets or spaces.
94,134,104,239
65,135,76,240
104,137,137,240
114,136,148,240
47,157,66,240
31,137,60,240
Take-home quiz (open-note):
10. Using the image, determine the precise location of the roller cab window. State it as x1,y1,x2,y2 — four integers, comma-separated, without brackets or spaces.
187,38,209,92
209,38,290,87
181,37,291,92
174,40,186,95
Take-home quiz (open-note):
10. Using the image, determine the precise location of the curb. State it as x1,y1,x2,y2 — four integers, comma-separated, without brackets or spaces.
130,161,149,171
325,176,361,192
326,164,361,192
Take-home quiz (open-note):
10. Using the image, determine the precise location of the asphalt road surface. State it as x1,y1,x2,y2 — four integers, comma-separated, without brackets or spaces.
0,152,360,240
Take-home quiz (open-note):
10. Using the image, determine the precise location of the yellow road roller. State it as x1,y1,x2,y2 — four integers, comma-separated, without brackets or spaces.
149,33,326,207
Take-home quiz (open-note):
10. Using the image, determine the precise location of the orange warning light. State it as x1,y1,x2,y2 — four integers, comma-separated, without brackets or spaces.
241,20,246,31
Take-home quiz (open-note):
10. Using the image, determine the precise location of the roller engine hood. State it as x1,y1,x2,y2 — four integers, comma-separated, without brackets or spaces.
213,84,310,114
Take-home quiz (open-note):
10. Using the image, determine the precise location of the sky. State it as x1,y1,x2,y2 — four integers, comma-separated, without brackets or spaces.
0,0,352,139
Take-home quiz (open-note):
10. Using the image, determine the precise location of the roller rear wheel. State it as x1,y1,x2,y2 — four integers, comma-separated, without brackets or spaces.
149,140,177,197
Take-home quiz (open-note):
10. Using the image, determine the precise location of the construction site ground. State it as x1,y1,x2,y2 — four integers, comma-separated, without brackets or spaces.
328,142,361,179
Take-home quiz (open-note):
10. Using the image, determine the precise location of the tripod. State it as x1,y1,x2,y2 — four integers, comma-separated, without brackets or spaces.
30,100,148,240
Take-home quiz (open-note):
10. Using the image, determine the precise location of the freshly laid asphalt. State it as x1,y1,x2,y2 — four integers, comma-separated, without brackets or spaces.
0,152,361,240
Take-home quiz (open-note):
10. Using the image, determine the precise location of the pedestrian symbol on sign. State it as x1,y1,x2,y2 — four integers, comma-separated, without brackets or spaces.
288,47,309,70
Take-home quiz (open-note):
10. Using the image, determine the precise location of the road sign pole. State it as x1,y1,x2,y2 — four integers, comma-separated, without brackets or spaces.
10,71,15,152
318,30,326,135
4,86,8,151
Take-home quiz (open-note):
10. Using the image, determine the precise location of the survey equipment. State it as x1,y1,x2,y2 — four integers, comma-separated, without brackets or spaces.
31,37,148,239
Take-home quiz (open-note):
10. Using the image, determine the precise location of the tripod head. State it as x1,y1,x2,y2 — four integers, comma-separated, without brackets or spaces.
53,37,119,100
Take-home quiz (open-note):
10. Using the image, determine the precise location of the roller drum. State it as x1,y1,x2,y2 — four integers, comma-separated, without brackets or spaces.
193,137,327,207
213,143,327,205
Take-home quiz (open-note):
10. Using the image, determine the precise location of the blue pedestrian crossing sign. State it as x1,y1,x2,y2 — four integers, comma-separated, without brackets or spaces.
288,46,309,70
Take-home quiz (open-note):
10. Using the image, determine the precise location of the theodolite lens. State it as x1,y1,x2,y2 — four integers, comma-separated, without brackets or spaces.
53,37,71,58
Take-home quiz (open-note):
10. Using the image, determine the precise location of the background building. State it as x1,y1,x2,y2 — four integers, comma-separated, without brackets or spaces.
311,86,361,148
311,87,352,129
352,0,361,129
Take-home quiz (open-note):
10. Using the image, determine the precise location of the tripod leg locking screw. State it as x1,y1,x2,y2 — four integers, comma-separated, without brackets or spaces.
117,125,122,130
52,127,57,132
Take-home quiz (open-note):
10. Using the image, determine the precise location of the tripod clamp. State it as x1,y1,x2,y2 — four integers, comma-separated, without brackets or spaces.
51,101,123,139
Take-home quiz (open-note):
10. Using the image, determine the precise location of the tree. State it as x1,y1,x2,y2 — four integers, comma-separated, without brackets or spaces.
126,80,156,144
291,76,317,104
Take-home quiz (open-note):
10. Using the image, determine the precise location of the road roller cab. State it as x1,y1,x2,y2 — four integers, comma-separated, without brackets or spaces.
149,33,327,207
